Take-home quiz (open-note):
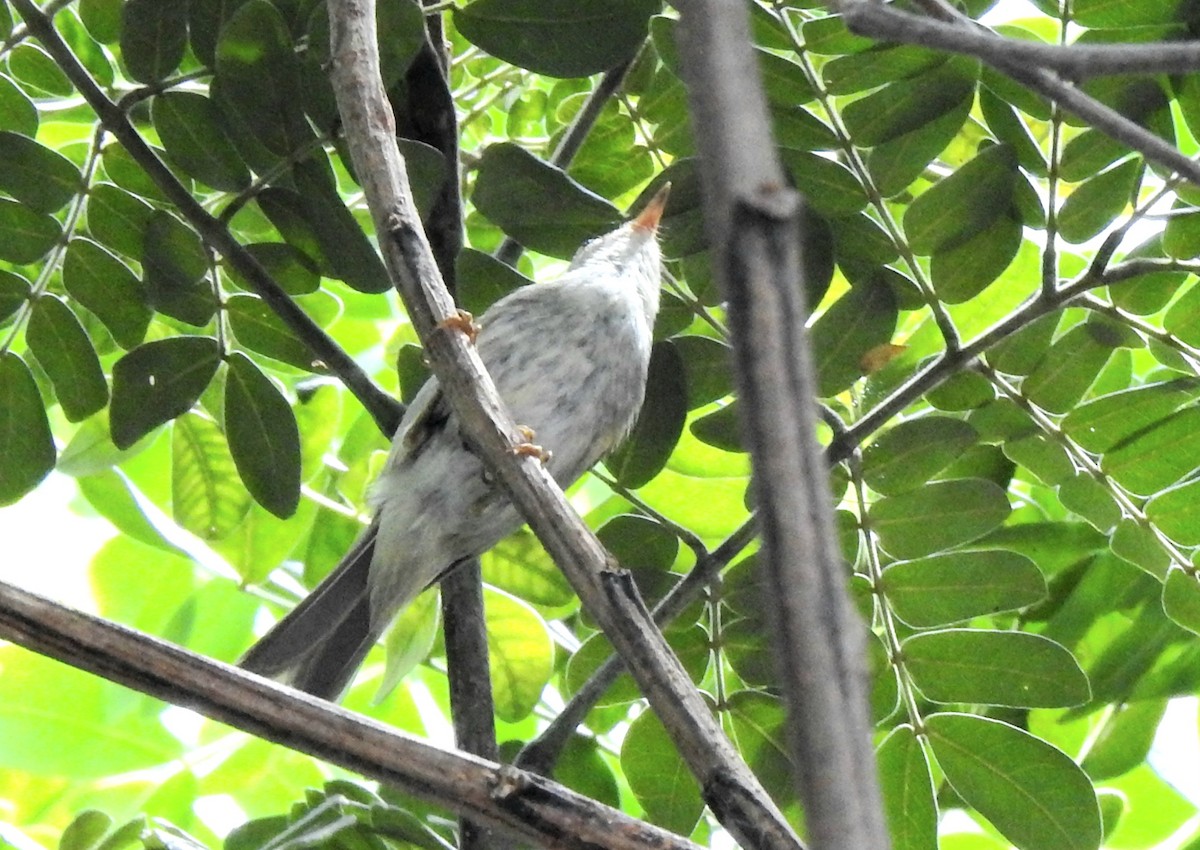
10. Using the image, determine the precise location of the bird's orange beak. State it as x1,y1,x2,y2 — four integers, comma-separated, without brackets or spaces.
632,182,671,232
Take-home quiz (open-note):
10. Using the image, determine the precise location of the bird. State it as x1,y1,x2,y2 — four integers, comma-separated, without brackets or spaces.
240,183,670,699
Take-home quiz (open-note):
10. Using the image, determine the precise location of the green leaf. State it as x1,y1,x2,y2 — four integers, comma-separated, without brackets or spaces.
877,726,937,850
810,280,898,397
171,411,251,541
454,0,658,78
904,144,1017,255
883,550,1046,627
86,183,154,259
0,352,55,505
1162,569,1200,637
291,158,390,293
224,352,301,519
1058,474,1120,533
26,295,108,422
238,242,320,296
456,248,535,316
1145,479,1200,546
120,0,186,82
690,401,743,453
226,293,320,370
473,143,619,258
823,45,945,95
7,44,73,96
62,238,151,348
867,96,973,198
1102,405,1200,495
1057,158,1140,244
1163,283,1200,346
0,269,30,324
925,713,1102,850
59,810,113,850
0,73,37,136
152,91,250,191
110,337,222,449
862,416,979,496
782,150,867,216
143,212,215,326
1062,378,1200,453
0,131,81,213
870,478,1011,559
607,341,687,489
1004,433,1074,486
621,704,705,835
842,57,978,147
904,629,1090,708
215,0,313,157
930,213,1023,303
1081,700,1167,781
673,335,734,409
0,198,60,264
484,587,554,722
598,514,680,571
81,0,123,43
1022,323,1115,415
725,691,796,808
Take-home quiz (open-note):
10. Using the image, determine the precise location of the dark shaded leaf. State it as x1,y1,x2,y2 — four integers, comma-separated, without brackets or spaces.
930,212,1023,303
607,341,687,488
225,353,301,518
143,212,215,326
0,74,37,136
1058,158,1141,244
904,144,1017,255
62,238,151,349
473,143,619,258
0,131,81,213
0,198,60,264
842,57,977,147
0,270,30,324
110,337,221,449
0,352,55,505
120,0,186,83
456,248,533,315
153,91,250,191
454,0,658,78
8,44,73,96
26,295,108,422
86,183,154,259
227,293,321,370
810,279,898,396
690,401,743,452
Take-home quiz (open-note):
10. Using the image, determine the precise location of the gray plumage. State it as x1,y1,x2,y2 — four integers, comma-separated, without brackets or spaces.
241,188,667,699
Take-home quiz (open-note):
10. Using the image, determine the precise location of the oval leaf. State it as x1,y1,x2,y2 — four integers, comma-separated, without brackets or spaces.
904,629,1090,708
0,130,81,213
0,198,60,264
862,416,979,496
152,91,250,191
883,550,1046,627
870,478,1011,559
473,143,619,258
904,144,1017,255
110,336,221,449
224,352,300,518
621,706,705,835
0,352,55,504
877,726,937,850
810,280,899,397
62,238,151,349
26,295,108,422
454,0,658,78
120,0,186,83
926,713,1102,850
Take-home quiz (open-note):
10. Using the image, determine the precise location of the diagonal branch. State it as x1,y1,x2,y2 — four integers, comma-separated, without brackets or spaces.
10,0,402,436
325,2,803,848
837,0,1200,187
841,1,1200,78
0,579,700,850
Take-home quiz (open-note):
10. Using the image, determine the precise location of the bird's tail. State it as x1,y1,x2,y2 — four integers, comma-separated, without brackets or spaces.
240,520,380,701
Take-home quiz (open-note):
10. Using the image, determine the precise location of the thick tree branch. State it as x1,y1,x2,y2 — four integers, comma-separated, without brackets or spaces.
841,1,1200,78
0,580,699,850
675,6,889,850
10,0,402,436
325,3,801,848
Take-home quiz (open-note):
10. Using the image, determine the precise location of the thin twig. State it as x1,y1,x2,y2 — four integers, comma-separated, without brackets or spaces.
841,1,1200,78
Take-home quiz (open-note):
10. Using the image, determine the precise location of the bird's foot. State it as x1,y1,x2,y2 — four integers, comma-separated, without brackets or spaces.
437,309,480,344
512,425,552,463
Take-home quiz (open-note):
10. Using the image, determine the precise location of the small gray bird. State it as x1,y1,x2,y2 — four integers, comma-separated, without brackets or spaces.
241,184,669,699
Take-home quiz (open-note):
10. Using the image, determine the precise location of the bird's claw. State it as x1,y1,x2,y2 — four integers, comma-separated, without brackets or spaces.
512,425,552,463
437,309,480,344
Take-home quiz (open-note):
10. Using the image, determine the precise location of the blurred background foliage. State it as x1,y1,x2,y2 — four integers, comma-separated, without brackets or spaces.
2,0,1200,849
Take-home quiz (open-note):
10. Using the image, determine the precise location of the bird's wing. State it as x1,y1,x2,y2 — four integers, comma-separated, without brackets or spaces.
393,377,451,462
